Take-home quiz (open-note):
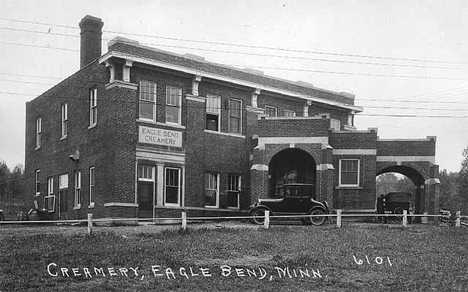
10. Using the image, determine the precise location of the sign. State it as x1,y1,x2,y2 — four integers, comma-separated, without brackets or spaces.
139,126,182,147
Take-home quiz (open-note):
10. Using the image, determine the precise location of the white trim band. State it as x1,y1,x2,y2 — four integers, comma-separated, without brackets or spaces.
251,164,269,171
258,137,328,148
376,156,435,164
316,164,335,171
104,203,139,207
333,149,377,155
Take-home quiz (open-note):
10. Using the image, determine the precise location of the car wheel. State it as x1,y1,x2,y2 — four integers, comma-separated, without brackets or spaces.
250,208,267,225
307,209,327,226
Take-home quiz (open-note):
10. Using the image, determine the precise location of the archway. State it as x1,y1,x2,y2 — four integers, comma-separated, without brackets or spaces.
376,165,425,214
268,148,316,198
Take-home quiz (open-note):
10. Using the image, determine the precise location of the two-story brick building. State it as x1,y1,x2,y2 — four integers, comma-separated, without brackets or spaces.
25,15,440,221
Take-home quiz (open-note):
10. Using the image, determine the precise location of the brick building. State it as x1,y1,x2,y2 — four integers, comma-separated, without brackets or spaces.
25,15,440,221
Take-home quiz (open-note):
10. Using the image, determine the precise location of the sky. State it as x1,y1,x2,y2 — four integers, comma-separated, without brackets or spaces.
0,0,467,172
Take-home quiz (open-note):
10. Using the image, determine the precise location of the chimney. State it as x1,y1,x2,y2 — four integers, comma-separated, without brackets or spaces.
79,15,104,68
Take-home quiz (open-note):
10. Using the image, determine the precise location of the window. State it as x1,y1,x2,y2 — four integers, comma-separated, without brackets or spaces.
59,174,69,213
47,177,53,196
61,103,68,138
139,81,157,121
35,170,40,195
165,168,180,206
89,88,97,127
227,174,241,209
284,109,296,117
339,159,360,186
166,86,182,125
44,195,55,213
229,99,242,134
35,117,41,149
330,119,341,131
138,165,154,180
89,167,95,207
265,106,278,117
205,172,219,208
206,94,221,131
74,171,81,208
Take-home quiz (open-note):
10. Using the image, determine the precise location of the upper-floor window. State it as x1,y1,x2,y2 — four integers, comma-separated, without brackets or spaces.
265,106,278,117
35,169,40,195
35,117,41,149
284,109,296,117
339,159,360,187
61,103,68,138
89,88,97,127
139,81,157,121
166,86,182,125
165,167,180,206
229,99,242,134
206,94,221,131
205,172,219,208
330,119,341,131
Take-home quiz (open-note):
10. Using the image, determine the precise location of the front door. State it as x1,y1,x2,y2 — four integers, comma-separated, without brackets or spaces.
138,182,154,218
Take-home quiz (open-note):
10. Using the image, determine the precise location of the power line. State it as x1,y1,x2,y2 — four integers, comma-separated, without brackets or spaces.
0,41,78,52
358,113,468,118
1,16,466,66
1,26,461,70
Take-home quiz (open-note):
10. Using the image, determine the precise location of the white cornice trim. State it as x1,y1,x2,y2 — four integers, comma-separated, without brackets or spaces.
316,164,335,171
99,52,363,112
333,149,377,155
186,94,206,103
376,156,435,164
258,137,329,148
104,203,138,207
251,164,269,171
104,80,138,90
137,148,186,164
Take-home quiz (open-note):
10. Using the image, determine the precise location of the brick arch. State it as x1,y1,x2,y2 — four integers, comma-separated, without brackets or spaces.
264,144,321,167
376,162,429,184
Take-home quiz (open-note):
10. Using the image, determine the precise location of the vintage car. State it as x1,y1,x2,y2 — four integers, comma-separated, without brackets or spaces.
249,183,329,226
383,192,411,214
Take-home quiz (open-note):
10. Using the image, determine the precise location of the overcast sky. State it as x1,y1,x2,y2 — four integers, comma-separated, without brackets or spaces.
0,0,467,172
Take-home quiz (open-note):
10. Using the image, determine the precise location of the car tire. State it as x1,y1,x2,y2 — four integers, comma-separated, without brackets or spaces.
250,208,267,225
306,209,327,226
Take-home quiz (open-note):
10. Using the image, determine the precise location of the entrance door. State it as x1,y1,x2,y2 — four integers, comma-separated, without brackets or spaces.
138,182,154,218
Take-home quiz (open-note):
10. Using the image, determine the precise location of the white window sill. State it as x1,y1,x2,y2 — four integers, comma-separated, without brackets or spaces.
137,119,186,129
164,203,180,207
73,205,81,210
204,130,245,139
88,124,97,130
88,203,95,209
335,186,363,190
205,205,219,209
35,146,41,150
60,136,67,141
34,193,40,197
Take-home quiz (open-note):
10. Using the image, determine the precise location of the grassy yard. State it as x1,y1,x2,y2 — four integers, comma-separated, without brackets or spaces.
0,223,467,291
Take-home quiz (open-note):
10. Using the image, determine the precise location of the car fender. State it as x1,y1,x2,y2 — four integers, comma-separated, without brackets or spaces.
308,206,328,214
250,205,274,216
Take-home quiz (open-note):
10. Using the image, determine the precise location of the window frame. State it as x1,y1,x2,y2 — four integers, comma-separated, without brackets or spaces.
89,167,95,208
44,195,55,213
339,159,360,187
205,172,219,208
139,80,157,122
330,118,341,131
47,176,53,196
205,94,221,132
227,174,241,209
61,102,68,139
74,171,81,208
165,86,182,125
228,98,242,134
265,106,278,117
35,117,42,149
35,169,40,196
164,167,181,206
284,109,296,117
89,88,97,127
58,173,69,213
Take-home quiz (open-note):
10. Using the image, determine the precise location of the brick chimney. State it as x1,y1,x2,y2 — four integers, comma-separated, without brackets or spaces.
79,15,104,68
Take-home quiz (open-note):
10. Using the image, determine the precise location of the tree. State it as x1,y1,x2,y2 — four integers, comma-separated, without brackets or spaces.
438,169,460,213
10,164,24,203
458,146,468,211
0,159,11,203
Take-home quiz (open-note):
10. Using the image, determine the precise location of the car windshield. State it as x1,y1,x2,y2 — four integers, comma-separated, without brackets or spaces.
275,184,313,198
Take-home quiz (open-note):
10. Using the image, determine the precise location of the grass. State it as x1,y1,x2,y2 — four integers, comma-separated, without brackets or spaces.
1,224,467,291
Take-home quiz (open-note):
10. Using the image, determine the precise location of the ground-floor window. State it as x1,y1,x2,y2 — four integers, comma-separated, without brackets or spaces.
89,167,95,207
59,174,69,213
165,167,180,206
205,172,219,208
227,174,241,209
137,165,155,216
74,171,81,208
339,159,360,186
44,195,55,212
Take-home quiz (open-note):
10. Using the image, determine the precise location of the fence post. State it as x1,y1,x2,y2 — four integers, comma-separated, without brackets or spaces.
264,210,270,229
87,213,93,235
456,211,461,228
181,210,187,230
336,209,342,228
402,210,407,227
